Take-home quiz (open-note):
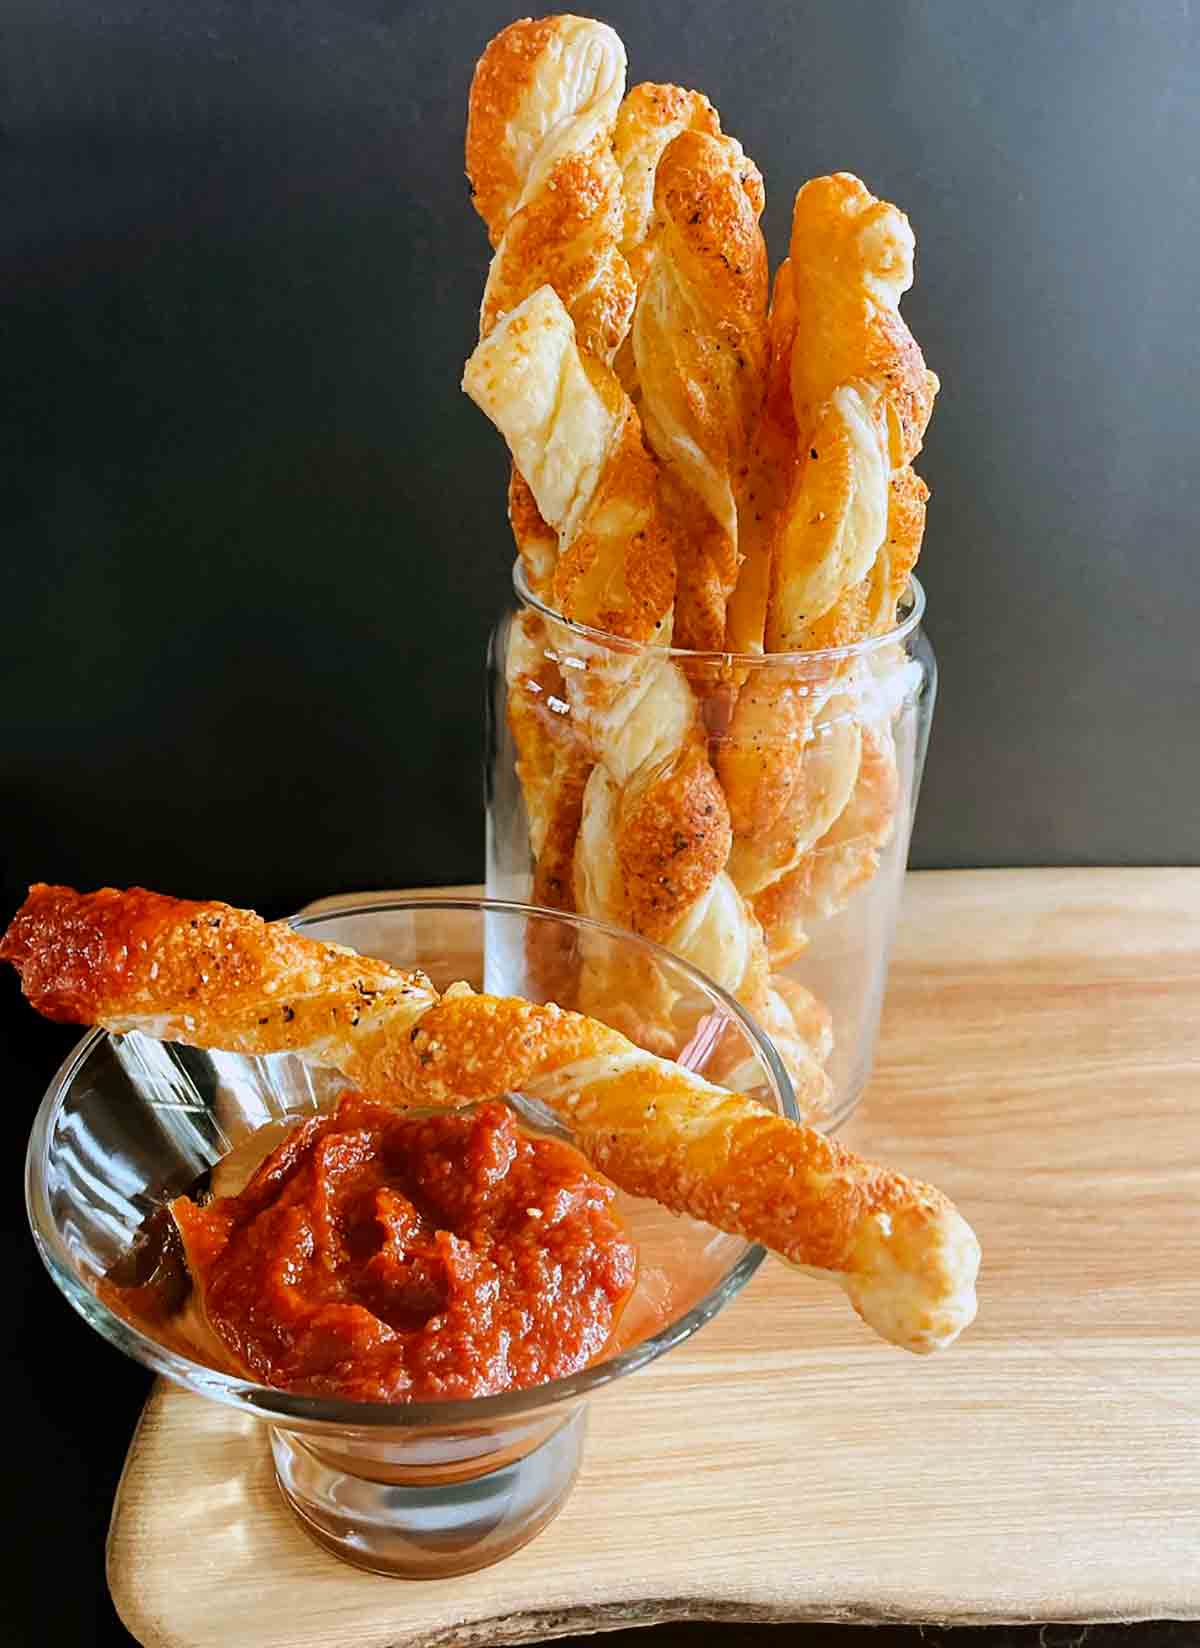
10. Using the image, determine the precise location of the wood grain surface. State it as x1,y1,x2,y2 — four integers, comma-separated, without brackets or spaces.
106,870,1200,1648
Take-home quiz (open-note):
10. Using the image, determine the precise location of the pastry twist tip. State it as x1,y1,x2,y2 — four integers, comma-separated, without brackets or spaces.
831,1201,980,1355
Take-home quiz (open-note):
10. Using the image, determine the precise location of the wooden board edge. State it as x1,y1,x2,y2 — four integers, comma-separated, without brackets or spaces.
105,1577,1200,1648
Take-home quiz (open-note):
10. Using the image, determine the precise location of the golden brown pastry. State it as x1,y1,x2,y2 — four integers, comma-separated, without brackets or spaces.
397,992,978,1355
613,83,721,286
503,608,593,1000
465,289,828,1109
464,292,752,992
467,14,634,366
463,22,832,1107
727,684,864,898
723,664,905,962
2,883,979,1354
468,14,642,629
715,655,824,844
505,614,594,897
464,285,676,643
724,258,798,655
719,175,935,948
0,883,437,1079
507,469,558,602
752,713,900,963
618,103,770,651
764,173,938,651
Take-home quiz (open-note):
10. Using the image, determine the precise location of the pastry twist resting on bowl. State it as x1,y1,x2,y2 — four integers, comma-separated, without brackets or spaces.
2,884,979,1356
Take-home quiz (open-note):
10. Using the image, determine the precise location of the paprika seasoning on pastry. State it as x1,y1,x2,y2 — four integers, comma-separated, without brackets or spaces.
162,1095,638,1402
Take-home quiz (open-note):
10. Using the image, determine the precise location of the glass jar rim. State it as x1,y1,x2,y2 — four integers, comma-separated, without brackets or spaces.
512,560,926,664
25,896,795,1432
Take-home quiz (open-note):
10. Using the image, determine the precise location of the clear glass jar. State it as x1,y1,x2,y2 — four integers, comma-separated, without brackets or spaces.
487,564,936,1128
26,898,794,1579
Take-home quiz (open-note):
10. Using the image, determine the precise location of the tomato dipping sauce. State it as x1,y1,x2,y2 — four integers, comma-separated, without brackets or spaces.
166,1095,637,1403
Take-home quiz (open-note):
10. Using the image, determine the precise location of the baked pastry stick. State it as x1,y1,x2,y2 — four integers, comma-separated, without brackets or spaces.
727,679,864,903
399,993,976,1355
504,607,593,1003
464,289,831,1114
723,258,798,656
614,89,770,651
2,884,979,1354
502,472,588,945
468,18,647,903
465,286,714,894
728,175,935,657
471,42,765,1024
467,13,634,368
466,23,706,1033
0,884,438,1079
723,657,906,967
613,83,722,288
468,14,639,609
468,283,675,646
720,176,935,957
764,173,938,651
751,713,900,964
717,262,845,878
468,24,678,951
717,262,844,955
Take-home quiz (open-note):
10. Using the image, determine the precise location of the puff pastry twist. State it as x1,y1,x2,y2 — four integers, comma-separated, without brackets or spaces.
465,22,833,1102
2,884,978,1354
721,175,936,959
465,289,831,1114
614,88,770,652
765,173,937,651
468,13,634,367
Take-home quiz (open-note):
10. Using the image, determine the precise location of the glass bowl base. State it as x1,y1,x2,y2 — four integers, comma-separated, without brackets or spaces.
269,1405,587,1578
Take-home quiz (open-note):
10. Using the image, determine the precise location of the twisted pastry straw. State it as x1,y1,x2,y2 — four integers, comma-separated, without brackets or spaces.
469,16,659,938
717,265,852,950
613,83,722,289
466,295,742,958
751,712,900,965
491,77,745,873
464,289,832,1115
468,17,674,644
0,884,438,1072
2,885,979,1353
721,175,937,959
727,679,864,901
724,257,799,656
765,173,938,651
614,90,770,651
468,13,634,367
505,609,593,917
465,21,831,1108
466,285,675,643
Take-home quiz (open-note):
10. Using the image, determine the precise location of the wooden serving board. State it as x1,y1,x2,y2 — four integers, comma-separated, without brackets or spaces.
107,869,1200,1647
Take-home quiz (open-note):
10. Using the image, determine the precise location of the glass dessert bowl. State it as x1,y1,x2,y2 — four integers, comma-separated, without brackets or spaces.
25,897,796,1579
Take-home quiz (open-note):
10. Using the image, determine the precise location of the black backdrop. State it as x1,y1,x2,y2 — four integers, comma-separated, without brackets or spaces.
3,3,1199,1643
6,0,1199,928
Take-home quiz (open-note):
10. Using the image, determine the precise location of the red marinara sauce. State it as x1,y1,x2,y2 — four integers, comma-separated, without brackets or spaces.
167,1095,638,1402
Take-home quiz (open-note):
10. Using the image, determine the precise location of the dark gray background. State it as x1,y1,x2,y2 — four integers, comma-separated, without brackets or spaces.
1,7,1198,1640
5,0,1198,926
